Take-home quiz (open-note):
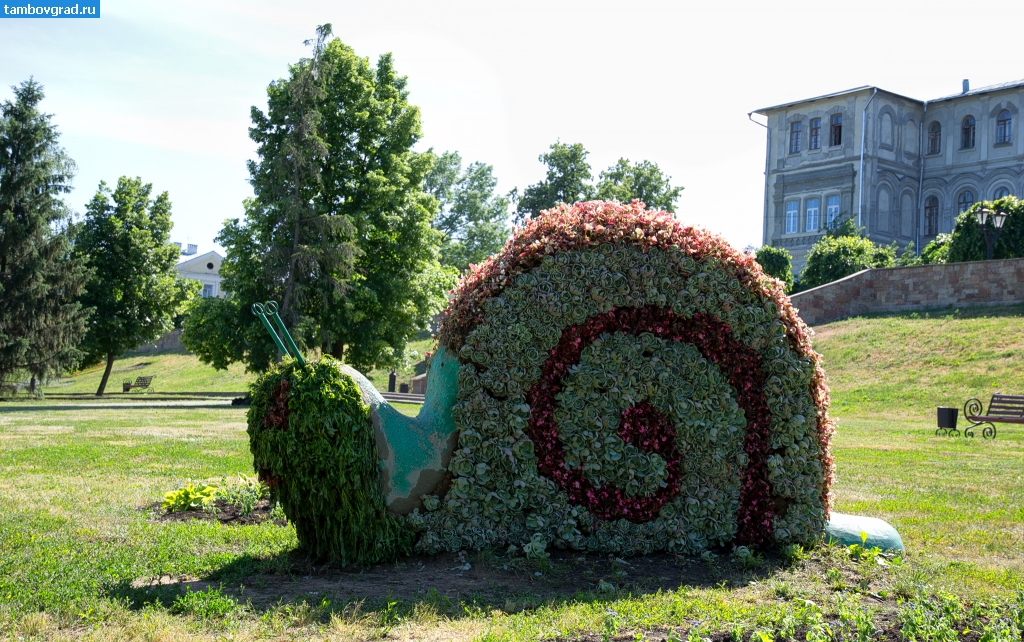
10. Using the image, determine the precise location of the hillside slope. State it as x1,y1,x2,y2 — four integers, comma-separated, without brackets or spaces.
811,305,1024,418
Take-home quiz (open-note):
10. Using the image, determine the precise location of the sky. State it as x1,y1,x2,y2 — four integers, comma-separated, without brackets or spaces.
2,0,1023,255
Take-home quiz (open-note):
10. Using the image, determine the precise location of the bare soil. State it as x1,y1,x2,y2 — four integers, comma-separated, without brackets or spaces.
148,498,286,527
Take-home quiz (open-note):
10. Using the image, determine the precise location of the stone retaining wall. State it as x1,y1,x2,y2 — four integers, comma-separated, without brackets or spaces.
789,258,1024,326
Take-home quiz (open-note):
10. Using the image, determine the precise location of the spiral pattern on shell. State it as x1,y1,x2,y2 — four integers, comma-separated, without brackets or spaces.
407,200,834,556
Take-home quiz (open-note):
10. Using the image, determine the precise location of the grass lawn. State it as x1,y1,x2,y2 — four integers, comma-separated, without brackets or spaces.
43,352,253,395
2,309,1023,640
39,333,437,398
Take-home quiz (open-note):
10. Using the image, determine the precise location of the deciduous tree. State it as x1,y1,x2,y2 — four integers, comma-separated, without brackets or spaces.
596,158,682,213
513,142,594,223
946,196,1024,263
425,150,510,271
77,177,197,395
0,79,90,391
184,28,453,373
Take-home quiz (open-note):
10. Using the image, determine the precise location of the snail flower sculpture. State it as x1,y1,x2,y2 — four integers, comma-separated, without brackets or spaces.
245,201,902,564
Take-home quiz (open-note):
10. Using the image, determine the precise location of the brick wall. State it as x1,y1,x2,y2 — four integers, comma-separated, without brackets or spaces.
789,258,1024,326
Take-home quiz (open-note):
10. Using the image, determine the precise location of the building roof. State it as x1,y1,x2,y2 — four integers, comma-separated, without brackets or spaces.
928,78,1024,103
176,250,223,270
754,79,1024,115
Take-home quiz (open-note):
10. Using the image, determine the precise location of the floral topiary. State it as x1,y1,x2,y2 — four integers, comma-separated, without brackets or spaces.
408,200,834,555
248,357,415,565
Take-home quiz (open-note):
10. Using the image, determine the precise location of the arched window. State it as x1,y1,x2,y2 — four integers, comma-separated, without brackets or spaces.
900,193,914,237
826,196,841,228
905,119,918,154
880,113,893,147
994,186,1011,200
958,190,975,213
878,189,891,232
928,122,941,155
997,109,1012,144
785,201,799,234
961,116,976,149
924,196,939,236
806,198,820,232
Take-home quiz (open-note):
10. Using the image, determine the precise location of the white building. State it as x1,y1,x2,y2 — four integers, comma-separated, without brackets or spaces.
754,78,1024,272
176,251,224,298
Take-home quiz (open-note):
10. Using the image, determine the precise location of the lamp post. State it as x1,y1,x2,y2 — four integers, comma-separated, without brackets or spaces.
975,207,1008,260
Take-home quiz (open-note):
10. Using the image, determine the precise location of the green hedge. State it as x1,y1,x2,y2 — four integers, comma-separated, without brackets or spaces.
247,357,414,565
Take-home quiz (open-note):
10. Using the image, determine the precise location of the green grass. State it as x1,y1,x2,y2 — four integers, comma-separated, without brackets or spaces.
43,351,254,394
40,333,438,397
1,309,1023,640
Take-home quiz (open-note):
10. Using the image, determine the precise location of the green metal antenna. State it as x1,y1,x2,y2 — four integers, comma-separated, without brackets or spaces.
252,301,306,366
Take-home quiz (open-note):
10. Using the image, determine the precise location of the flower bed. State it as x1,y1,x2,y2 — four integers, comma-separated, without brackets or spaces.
411,200,834,556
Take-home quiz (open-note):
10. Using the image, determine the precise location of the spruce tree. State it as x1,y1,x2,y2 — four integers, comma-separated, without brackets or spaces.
0,79,91,392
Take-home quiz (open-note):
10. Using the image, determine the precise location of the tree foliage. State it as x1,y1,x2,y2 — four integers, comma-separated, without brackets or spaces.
754,245,793,293
424,150,510,272
184,28,453,373
0,79,90,390
513,142,595,223
514,142,683,223
596,158,682,213
77,177,197,394
946,196,1024,263
798,234,896,291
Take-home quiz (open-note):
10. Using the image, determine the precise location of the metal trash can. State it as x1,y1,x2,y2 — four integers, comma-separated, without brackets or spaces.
936,407,959,436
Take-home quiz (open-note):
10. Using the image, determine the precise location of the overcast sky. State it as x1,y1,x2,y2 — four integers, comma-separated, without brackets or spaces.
2,0,1022,255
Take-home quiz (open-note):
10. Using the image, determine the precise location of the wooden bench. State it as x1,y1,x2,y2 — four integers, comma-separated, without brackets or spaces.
123,376,154,393
963,393,1024,439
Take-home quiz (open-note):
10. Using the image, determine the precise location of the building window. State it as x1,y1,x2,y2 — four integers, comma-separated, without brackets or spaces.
805,199,820,232
826,196,841,228
785,201,799,234
809,118,821,150
202,284,214,298
789,122,802,153
829,114,843,146
924,196,939,236
958,190,975,213
927,122,941,155
996,109,1012,144
994,186,1011,200
961,116,976,149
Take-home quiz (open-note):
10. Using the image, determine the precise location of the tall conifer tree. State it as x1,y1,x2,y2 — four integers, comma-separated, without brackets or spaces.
0,79,90,391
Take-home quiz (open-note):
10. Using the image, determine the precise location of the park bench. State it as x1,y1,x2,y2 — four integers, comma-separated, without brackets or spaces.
123,376,154,393
962,393,1024,439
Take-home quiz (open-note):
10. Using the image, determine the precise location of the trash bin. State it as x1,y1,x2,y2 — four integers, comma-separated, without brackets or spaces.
936,407,958,436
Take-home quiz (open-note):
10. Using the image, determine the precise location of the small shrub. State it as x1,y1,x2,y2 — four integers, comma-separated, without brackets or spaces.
171,586,238,619
754,246,793,293
215,473,268,517
161,483,217,513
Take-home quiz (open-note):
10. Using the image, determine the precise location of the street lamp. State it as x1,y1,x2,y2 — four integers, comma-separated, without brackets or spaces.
975,207,1008,260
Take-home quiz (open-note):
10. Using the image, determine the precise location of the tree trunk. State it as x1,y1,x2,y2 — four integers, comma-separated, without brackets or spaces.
96,350,115,396
331,341,344,361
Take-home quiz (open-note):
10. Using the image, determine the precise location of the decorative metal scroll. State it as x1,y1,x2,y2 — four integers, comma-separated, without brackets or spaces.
252,301,306,367
962,397,997,440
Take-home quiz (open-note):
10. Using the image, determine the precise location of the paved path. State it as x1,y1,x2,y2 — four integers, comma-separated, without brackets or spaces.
0,400,238,412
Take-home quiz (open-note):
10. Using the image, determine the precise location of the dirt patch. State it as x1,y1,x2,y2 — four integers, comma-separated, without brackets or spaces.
147,498,286,527
129,548,804,612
